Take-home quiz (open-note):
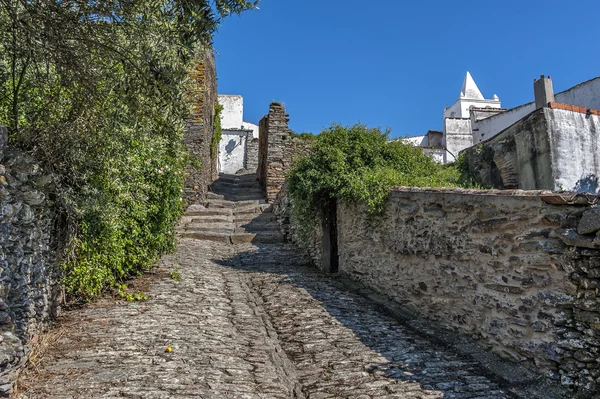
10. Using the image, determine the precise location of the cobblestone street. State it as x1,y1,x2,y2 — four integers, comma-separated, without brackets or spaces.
17,175,553,398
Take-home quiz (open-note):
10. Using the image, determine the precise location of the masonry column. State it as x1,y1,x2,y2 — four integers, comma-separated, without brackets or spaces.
257,102,292,203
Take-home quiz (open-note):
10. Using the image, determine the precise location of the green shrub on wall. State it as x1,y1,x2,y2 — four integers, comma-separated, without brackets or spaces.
286,124,473,250
288,123,464,218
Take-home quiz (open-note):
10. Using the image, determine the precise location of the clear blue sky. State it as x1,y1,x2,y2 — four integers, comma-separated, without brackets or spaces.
213,0,600,138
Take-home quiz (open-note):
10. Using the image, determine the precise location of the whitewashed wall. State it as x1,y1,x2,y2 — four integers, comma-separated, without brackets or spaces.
545,108,600,193
242,122,259,139
218,95,244,129
472,102,536,143
555,77,600,110
472,77,600,144
444,119,473,162
444,99,502,119
219,130,248,174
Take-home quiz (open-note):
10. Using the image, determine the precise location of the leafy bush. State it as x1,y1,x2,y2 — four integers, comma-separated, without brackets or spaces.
291,132,316,140
288,123,465,219
0,1,256,300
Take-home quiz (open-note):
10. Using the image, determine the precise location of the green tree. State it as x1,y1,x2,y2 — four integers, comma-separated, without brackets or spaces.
0,0,257,299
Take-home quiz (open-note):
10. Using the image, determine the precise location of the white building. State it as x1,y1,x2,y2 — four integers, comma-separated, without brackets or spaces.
218,95,259,174
408,72,600,164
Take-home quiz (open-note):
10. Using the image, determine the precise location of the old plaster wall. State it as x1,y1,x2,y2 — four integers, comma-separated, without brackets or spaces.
464,108,600,193
184,48,217,204
444,118,473,162
546,109,600,193
473,77,600,144
0,126,59,395
218,95,244,129
218,130,249,174
335,188,600,396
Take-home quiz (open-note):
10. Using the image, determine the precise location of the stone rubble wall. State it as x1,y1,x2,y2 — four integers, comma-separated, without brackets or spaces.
257,103,313,203
184,47,218,204
245,137,259,174
272,182,323,268
257,103,291,203
333,187,600,397
0,125,59,395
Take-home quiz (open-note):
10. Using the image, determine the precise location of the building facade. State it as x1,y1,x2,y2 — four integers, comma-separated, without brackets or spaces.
217,94,259,174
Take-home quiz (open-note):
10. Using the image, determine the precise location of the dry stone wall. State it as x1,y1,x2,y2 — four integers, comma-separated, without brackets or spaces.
183,47,218,204
333,188,600,397
0,129,58,396
245,137,259,174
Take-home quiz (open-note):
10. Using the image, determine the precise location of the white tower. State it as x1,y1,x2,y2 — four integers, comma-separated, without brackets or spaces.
443,72,501,119
442,72,502,162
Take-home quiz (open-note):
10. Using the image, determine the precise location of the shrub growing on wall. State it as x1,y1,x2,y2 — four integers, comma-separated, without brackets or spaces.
287,124,465,246
0,0,257,299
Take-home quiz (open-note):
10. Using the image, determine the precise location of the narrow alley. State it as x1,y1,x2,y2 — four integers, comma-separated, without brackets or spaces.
18,175,539,399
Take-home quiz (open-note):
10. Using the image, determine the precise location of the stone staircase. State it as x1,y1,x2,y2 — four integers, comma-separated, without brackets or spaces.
177,173,284,244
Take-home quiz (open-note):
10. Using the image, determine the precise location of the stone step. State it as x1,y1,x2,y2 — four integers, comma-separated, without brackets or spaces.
178,222,235,233
235,213,278,223
228,194,266,202
178,232,231,244
230,231,284,244
235,204,272,215
236,222,280,232
210,187,264,195
178,226,234,235
180,231,284,244
190,216,233,224
217,173,258,183
204,199,263,209
213,177,259,186
206,192,225,200
185,208,233,217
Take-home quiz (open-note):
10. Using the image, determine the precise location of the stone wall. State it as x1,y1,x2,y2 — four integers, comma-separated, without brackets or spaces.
0,127,59,396
256,103,312,202
333,188,600,396
257,103,291,202
183,47,218,204
245,137,259,174
464,107,600,193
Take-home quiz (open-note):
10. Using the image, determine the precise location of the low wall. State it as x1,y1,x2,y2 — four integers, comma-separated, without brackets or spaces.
334,188,600,396
0,133,59,395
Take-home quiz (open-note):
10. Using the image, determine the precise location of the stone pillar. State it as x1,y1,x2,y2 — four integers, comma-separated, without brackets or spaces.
257,102,292,203
534,75,555,110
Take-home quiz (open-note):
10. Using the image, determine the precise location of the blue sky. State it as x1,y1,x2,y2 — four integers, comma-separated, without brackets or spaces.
213,0,600,138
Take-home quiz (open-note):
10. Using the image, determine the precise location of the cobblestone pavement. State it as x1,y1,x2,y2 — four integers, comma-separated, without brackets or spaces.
18,174,523,398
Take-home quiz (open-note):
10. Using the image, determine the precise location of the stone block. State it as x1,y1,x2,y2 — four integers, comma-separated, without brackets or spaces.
578,209,600,235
